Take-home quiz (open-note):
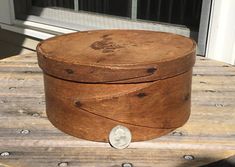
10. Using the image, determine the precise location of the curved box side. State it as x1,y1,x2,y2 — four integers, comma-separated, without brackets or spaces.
43,70,192,141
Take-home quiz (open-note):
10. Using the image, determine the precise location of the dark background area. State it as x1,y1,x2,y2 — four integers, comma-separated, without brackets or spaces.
15,0,202,31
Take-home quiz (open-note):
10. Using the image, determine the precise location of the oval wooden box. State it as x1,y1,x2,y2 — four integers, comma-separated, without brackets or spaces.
36,30,196,142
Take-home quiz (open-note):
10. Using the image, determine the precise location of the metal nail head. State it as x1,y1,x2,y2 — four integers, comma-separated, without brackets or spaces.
20,129,30,135
172,131,183,136
122,163,133,167
183,155,195,160
58,162,68,167
32,113,40,117
0,152,10,157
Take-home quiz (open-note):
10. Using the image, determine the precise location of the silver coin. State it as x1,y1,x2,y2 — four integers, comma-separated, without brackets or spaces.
109,125,132,149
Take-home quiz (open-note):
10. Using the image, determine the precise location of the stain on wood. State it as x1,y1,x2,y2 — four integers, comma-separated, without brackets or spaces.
90,33,123,53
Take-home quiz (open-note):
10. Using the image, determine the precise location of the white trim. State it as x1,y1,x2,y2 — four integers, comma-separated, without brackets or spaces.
74,0,79,11
0,23,54,40
4,6,190,41
9,0,15,24
4,2,191,41
131,0,138,20
206,0,235,65
0,0,14,24
3,1,208,53
197,0,212,56
19,14,96,31
13,19,76,34
28,7,190,36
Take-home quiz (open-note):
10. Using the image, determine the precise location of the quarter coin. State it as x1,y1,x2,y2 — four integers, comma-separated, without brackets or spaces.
109,125,132,149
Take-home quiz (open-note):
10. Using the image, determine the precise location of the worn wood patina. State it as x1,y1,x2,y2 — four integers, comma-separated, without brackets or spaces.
36,30,196,141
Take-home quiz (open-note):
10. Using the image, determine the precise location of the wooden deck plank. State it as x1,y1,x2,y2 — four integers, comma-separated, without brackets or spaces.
0,53,235,167
0,147,233,167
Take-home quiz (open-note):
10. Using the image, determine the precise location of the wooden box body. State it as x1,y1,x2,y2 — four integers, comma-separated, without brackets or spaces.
36,30,196,142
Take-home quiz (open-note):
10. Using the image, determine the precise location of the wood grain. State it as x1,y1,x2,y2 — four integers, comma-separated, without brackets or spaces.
42,70,191,141
37,30,196,83
0,54,235,167
37,30,196,141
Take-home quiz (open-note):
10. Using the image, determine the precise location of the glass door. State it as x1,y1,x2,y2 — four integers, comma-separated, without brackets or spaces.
13,0,211,55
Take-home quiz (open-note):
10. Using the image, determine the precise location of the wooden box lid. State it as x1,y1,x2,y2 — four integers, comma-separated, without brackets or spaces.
37,30,196,83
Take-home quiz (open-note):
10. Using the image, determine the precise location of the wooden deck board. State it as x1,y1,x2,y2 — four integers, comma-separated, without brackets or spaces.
0,54,235,167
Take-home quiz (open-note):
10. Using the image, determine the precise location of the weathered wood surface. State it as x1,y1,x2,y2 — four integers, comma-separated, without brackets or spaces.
37,30,196,83
0,53,235,167
38,30,196,142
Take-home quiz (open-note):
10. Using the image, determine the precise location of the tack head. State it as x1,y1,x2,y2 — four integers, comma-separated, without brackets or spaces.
32,113,40,117
58,162,68,167
183,155,195,160
0,152,10,157
20,129,30,135
172,131,183,136
122,163,133,167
